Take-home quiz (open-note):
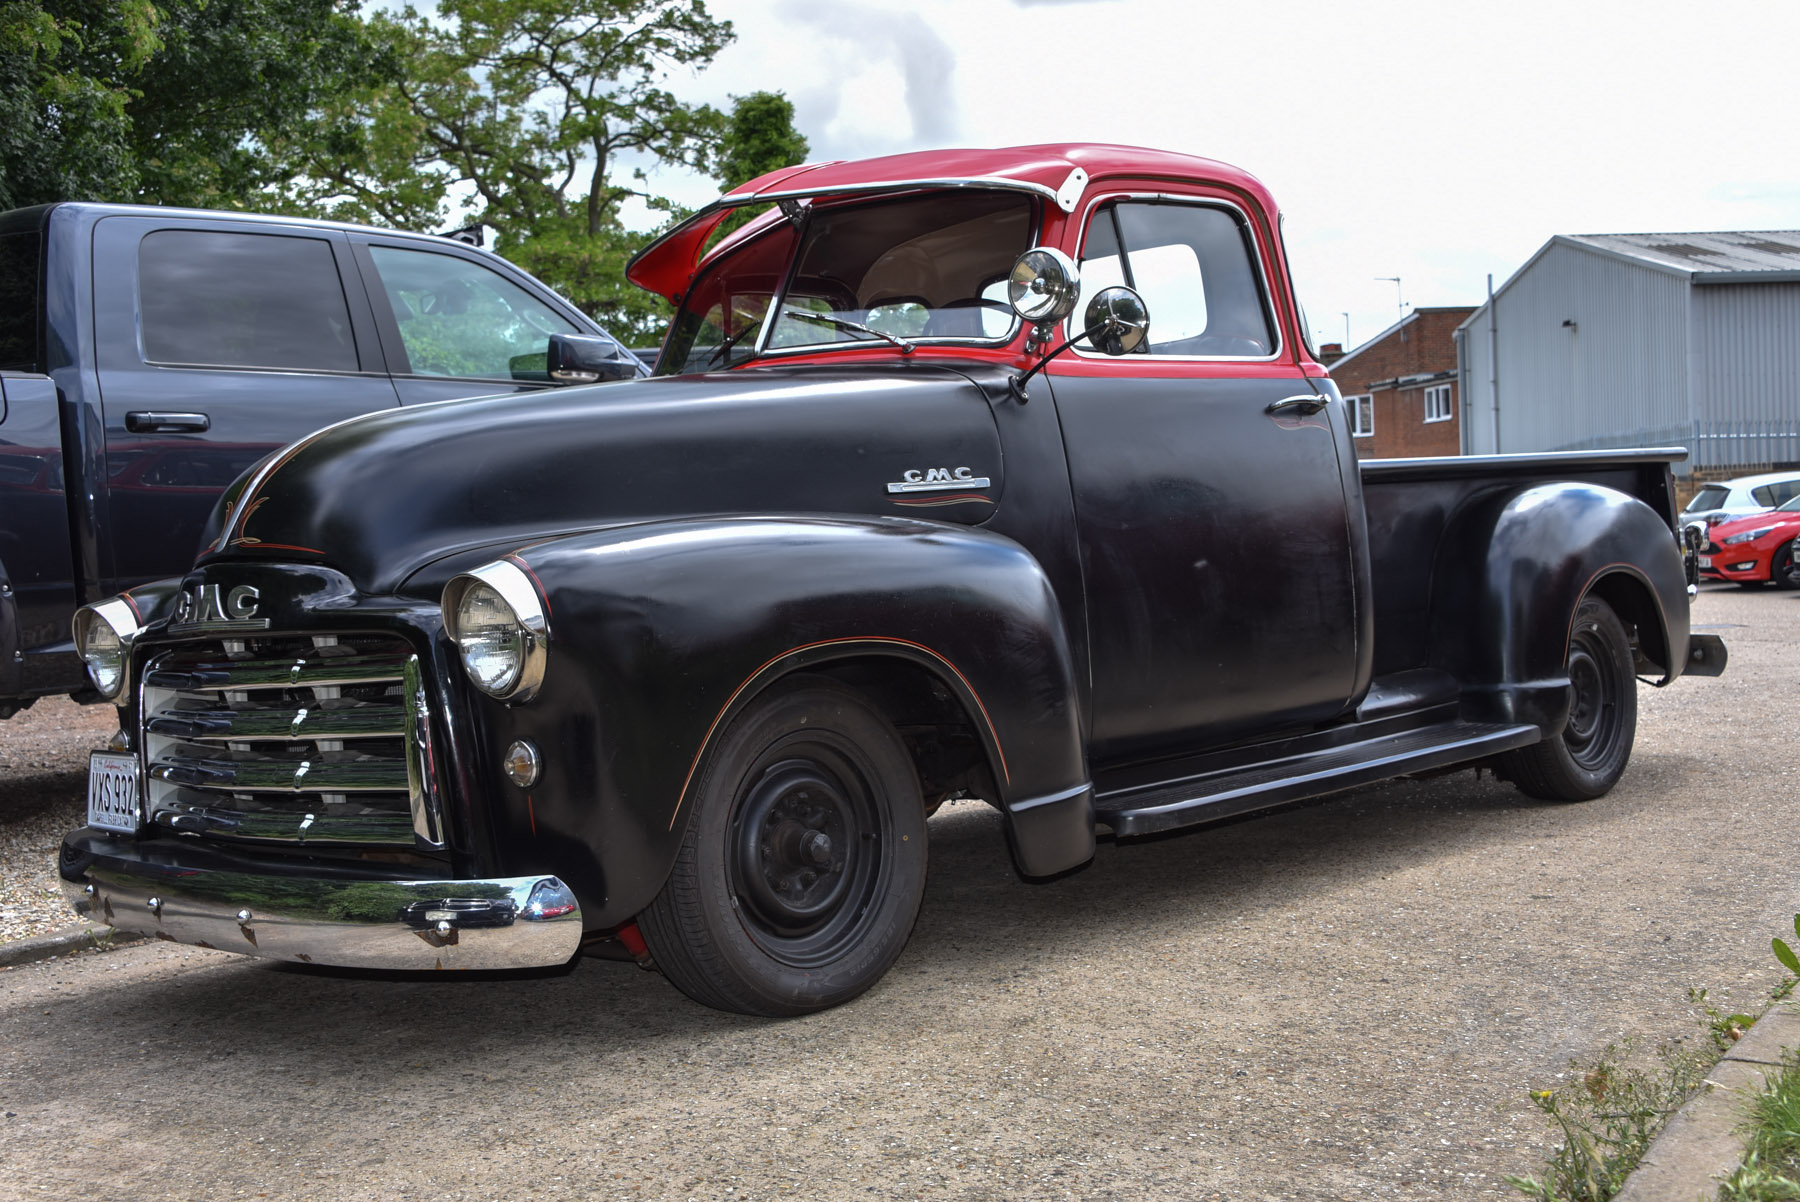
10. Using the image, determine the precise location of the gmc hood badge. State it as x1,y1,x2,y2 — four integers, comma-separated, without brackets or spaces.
886,467,991,494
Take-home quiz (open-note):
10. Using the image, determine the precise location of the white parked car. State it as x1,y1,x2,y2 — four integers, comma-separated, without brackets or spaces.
1681,470,1800,527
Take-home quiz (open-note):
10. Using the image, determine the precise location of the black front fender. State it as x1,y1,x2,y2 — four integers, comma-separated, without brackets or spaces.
458,515,1093,926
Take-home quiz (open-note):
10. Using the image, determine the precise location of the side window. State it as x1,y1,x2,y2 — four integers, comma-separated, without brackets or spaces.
1761,479,1800,506
139,230,359,371
1348,394,1374,437
365,245,579,380
1072,201,1275,357
0,229,40,371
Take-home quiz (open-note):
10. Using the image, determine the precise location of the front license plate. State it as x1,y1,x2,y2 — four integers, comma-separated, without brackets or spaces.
1698,555,1713,568
87,752,141,834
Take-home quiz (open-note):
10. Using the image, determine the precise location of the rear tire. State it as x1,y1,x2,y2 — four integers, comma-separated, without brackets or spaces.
1499,596,1638,802
638,676,927,1016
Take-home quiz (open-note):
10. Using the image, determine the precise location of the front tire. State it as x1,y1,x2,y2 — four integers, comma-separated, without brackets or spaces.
1774,539,1799,590
638,676,928,1016
1499,596,1638,802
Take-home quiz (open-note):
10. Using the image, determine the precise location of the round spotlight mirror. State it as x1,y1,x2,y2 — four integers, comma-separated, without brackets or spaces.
1007,247,1081,325
1082,286,1151,356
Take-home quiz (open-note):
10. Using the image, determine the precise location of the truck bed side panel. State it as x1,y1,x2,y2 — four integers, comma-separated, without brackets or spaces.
1360,450,1684,679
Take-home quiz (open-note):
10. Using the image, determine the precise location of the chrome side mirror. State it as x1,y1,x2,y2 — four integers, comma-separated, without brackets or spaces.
1008,281,1151,402
1082,287,1150,356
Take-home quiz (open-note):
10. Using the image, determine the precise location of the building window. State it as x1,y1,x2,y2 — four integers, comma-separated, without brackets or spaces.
1424,384,1453,423
1348,394,1373,437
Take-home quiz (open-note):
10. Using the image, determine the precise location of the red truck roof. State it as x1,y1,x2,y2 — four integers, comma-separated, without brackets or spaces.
627,144,1280,303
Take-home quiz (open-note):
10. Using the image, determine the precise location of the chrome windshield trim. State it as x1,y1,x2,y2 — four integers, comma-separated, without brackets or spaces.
629,175,1062,281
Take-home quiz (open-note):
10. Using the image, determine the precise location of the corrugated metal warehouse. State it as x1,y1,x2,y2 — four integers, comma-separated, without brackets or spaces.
1456,232,1800,476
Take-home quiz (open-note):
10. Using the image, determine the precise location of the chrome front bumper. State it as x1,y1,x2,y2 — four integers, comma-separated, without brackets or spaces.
60,835,582,971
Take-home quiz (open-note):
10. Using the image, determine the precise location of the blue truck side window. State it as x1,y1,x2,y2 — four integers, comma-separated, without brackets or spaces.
0,229,40,371
365,245,577,380
139,230,359,372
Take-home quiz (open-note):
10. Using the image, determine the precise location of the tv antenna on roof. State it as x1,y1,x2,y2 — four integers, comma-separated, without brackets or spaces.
1376,276,1406,322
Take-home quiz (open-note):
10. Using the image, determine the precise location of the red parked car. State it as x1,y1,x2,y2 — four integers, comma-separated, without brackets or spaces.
1700,496,1800,587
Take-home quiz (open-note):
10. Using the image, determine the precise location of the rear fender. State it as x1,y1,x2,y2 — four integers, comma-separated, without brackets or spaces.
451,516,1093,925
1429,482,1688,731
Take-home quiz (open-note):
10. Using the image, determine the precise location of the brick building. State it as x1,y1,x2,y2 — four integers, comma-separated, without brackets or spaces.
1326,307,1475,458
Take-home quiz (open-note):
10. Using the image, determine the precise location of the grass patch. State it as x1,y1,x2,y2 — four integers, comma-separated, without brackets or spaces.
1717,1049,1800,1200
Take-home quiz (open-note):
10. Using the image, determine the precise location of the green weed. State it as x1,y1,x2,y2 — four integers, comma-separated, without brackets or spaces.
1508,1004,1724,1201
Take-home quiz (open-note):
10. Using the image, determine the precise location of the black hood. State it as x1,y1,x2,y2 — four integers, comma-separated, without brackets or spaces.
202,363,1009,596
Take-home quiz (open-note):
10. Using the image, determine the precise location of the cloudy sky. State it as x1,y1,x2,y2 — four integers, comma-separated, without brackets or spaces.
630,0,1800,353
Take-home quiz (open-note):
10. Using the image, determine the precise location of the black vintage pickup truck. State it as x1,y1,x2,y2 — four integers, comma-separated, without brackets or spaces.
60,145,1725,1015
0,202,639,717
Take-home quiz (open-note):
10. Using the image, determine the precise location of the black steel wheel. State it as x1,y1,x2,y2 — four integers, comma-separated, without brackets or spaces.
638,676,927,1015
1499,596,1638,802
1774,539,1800,590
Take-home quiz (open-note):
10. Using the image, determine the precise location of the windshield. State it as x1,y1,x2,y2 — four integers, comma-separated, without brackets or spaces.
655,189,1032,375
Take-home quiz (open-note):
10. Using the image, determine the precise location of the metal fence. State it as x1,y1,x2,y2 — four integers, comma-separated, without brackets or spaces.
1689,418,1800,472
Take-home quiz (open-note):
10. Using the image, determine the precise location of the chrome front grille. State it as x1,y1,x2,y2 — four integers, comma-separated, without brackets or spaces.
139,633,442,849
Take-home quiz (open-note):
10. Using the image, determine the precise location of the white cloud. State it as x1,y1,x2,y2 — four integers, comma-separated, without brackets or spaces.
629,0,1800,349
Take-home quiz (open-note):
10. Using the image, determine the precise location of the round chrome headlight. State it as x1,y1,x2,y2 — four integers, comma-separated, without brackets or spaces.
442,561,548,702
72,598,141,701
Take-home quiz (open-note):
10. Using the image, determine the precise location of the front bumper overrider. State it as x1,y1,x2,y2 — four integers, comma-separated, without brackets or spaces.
60,831,582,971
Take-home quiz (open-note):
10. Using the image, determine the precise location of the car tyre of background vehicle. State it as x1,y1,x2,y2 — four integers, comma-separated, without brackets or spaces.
1498,596,1638,802
637,675,928,1016
1774,538,1800,590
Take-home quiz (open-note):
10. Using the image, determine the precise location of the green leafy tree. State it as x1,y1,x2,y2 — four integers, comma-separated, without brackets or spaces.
0,0,158,209
0,0,382,211
280,0,746,342
714,90,808,191
702,89,809,249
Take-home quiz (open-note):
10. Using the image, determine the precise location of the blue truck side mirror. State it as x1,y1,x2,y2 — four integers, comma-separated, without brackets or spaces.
547,333,639,385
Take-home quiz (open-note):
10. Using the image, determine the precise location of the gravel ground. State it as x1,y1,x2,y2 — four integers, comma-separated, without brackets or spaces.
0,584,1792,1201
0,698,118,943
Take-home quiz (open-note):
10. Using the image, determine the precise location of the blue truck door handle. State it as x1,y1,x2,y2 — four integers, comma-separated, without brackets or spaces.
1265,394,1330,416
125,411,211,433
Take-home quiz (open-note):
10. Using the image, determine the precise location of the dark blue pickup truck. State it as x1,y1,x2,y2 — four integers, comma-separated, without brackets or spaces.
0,203,640,716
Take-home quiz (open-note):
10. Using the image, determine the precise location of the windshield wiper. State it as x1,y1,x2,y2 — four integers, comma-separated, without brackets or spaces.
706,323,761,368
780,307,915,354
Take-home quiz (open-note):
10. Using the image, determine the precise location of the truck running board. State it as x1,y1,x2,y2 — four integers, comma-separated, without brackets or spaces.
1093,721,1541,838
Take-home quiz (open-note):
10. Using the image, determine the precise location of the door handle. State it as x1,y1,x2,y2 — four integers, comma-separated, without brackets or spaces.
125,411,211,433
1265,394,1330,416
